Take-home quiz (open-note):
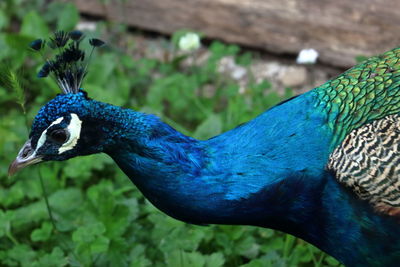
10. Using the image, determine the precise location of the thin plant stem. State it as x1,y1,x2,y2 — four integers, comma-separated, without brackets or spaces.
6,230,19,246
38,167,57,231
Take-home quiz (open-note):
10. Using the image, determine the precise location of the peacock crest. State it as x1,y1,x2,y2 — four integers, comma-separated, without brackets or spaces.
29,30,105,94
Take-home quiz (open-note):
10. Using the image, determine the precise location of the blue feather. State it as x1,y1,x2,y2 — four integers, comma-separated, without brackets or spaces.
13,42,400,266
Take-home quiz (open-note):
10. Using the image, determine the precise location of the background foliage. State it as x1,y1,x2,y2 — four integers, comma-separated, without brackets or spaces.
0,1,342,266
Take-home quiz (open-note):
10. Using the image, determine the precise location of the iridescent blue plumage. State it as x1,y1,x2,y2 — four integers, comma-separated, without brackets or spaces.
18,89,400,266
11,35,400,266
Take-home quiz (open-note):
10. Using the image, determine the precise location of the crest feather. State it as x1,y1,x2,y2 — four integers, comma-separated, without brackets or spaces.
30,30,105,94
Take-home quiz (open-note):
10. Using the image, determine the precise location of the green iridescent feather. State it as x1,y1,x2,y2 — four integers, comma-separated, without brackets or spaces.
313,47,400,148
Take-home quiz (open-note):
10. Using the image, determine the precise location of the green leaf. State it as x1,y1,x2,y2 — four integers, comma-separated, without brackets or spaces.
31,222,53,242
36,247,67,267
1,182,25,207
165,250,206,267
20,11,49,37
90,235,110,254
0,209,11,238
12,200,48,228
236,52,253,66
72,222,106,244
324,255,342,266
4,33,32,69
63,154,112,181
56,3,79,31
86,54,117,86
193,114,222,140
205,253,225,267
0,9,9,30
49,188,83,214
129,245,151,267
17,178,42,200
5,244,37,266
103,204,131,238
130,257,151,267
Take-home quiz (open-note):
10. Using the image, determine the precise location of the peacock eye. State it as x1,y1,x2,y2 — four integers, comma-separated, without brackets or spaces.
49,129,69,144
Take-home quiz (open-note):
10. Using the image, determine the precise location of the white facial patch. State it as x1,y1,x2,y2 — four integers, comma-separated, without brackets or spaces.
34,113,82,155
36,116,64,152
58,113,82,154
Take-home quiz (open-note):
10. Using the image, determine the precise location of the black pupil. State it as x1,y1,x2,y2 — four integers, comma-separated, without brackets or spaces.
50,129,68,143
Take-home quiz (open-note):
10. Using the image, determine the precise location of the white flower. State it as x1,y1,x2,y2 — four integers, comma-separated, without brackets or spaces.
76,21,97,31
296,48,319,64
178,33,201,52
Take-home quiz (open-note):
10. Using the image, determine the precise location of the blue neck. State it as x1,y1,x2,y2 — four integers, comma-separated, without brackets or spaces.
94,94,400,266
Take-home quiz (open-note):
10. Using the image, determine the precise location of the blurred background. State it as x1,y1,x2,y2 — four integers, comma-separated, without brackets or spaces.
1,0,398,266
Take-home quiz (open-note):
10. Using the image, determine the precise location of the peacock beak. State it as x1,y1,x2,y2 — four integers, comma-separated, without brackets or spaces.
8,139,43,176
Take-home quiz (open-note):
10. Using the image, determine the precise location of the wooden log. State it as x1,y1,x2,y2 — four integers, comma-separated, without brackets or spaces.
73,0,400,67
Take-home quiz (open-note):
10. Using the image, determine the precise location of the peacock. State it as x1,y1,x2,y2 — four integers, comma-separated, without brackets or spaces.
9,31,400,266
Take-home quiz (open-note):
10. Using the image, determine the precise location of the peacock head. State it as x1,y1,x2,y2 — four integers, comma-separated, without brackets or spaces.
9,31,106,176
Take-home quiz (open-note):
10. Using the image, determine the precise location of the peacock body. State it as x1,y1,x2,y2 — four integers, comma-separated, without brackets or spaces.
9,32,400,266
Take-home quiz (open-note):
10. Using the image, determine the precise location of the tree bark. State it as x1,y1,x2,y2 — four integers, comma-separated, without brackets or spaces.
74,0,400,67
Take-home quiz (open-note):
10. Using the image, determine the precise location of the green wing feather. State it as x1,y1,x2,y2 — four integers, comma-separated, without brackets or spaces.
322,47,400,215
314,47,400,148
